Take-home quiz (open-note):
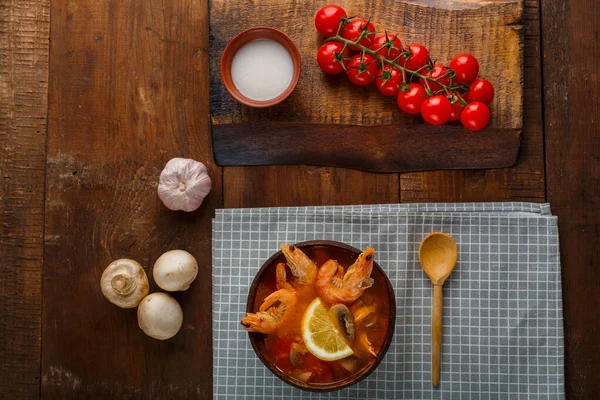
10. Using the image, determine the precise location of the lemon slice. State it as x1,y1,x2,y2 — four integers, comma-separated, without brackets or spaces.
301,297,354,361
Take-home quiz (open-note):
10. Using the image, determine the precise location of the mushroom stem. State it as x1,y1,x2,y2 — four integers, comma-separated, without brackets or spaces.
111,273,137,295
101,259,149,308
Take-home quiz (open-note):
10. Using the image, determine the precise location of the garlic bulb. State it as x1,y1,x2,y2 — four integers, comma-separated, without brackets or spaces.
157,158,212,212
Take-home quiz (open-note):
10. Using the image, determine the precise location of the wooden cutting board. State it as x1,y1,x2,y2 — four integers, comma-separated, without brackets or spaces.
209,0,524,173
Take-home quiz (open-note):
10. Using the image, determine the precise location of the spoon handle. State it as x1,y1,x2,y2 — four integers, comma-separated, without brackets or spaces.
432,284,443,387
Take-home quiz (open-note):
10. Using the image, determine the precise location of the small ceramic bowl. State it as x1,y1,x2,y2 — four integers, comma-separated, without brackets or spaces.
245,240,396,392
220,27,302,108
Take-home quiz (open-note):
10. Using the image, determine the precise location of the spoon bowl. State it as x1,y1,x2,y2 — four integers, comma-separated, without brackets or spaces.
419,232,458,284
419,232,458,388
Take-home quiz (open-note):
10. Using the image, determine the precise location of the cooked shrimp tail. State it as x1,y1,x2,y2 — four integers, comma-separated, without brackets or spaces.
241,288,298,334
276,262,294,290
320,259,344,288
259,288,296,312
358,331,378,357
316,248,375,305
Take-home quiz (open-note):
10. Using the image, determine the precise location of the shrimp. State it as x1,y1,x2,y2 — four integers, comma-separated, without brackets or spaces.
241,288,297,334
279,244,317,286
276,263,294,290
315,247,375,305
357,331,378,357
350,300,377,326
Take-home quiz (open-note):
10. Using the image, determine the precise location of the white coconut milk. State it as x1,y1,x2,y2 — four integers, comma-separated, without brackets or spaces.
231,39,294,101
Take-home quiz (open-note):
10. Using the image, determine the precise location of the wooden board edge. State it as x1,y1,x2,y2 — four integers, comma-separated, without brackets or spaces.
212,123,522,173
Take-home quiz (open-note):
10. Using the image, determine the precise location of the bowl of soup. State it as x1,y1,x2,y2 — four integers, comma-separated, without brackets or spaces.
221,27,301,108
241,240,396,391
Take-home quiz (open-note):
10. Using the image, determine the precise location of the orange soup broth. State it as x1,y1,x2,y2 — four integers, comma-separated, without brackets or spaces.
251,248,392,385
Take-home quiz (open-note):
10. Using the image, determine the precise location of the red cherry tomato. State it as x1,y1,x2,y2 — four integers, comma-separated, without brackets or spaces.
375,64,403,97
370,33,402,60
461,101,490,131
449,53,479,84
341,18,376,51
347,54,378,86
316,41,350,74
420,95,452,125
448,92,465,121
314,5,347,38
466,78,495,105
397,83,428,114
398,43,429,72
419,64,451,93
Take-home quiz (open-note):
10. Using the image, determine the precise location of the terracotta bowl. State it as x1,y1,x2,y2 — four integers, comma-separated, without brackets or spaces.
245,240,396,392
220,27,301,108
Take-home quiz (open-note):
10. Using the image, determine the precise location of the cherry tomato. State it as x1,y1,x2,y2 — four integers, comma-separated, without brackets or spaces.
314,5,347,38
375,64,403,97
419,64,451,93
397,83,427,114
341,18,376,51
449,53,479,84
461,101,490,131
421,95,452,125
398,43,430,72
370,33,402,60
347,54,378,86
316,41,350,74
448,92,465,121
466,78,495,105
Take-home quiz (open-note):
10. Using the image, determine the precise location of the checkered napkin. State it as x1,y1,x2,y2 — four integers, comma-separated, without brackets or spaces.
212,203,564,399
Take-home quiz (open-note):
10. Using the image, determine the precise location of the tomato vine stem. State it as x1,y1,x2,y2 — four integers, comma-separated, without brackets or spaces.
326,35,468,94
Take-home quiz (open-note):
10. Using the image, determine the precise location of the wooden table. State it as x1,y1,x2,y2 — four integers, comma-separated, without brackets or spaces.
0,0,598,398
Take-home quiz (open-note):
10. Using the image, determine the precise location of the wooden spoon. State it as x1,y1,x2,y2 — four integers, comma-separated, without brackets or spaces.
419,232,458,388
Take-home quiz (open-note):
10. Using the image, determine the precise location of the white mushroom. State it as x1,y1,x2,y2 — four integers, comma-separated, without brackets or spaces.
328,304,356,342
137,292,183,340
100,259,149,308
153,250,198,291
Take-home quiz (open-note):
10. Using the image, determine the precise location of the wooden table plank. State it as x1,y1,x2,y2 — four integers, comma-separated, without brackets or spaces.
400,0,545,203
541,0,600,398
10,0,593,398
43,0,219,398
0,1,49,398
224,166,399,208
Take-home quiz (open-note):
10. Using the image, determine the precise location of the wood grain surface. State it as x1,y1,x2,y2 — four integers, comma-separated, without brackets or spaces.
214,123,522,173
0,1,49,398
541,0,600,398
43,0,220,398
401,0,545,203
224,165,399,208
0,0,599,398
209,0,524,172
